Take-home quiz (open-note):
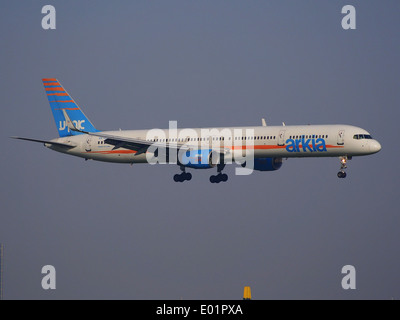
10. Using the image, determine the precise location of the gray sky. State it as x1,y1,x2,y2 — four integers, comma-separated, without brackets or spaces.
1,1,399,299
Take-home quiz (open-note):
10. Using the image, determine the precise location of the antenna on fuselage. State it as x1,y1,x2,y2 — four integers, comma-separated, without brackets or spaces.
261,118,267,127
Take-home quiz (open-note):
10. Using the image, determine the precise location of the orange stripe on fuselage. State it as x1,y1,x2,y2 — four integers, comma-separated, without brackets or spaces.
325,145,344,148
86,150,138,155
230,144,344,150
42,78,57,81
230,145,286,150
86,144,343,155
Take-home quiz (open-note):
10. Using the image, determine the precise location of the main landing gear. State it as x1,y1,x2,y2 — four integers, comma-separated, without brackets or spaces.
173,164,229,183
210,164,228,184
173,166,192,182
337,156,350,179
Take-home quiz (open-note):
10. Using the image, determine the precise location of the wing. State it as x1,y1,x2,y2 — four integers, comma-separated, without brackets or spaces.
62,109,230,156
87,131,181,155
79,130,230,156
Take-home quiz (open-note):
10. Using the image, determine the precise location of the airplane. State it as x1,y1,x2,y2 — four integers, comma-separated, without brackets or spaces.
12,79,382,183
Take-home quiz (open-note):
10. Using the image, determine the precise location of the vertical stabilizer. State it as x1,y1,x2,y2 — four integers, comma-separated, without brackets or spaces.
42,78,98,137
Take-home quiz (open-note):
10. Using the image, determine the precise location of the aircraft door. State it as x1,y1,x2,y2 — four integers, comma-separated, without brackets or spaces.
337,130,345,145
278,130,286,146
85,135,92,152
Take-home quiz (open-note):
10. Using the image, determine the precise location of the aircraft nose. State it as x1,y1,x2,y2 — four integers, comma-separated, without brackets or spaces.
370,140,382,153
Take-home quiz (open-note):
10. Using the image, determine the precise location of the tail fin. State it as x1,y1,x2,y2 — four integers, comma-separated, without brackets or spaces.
42,78,98,137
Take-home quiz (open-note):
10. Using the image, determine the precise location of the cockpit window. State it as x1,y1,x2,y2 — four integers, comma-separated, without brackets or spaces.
353,134,373,140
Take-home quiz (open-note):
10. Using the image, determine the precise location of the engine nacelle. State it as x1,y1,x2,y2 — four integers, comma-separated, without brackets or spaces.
242,157,283,171
179,149,220,169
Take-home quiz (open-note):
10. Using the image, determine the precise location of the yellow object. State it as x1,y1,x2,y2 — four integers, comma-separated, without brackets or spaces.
243,286,251,300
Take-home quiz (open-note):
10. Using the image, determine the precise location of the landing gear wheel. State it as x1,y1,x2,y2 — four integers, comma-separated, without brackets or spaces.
173,166,193,182
174,172,192,182
210,174,228,183
337,171,347,179
210,162,228,183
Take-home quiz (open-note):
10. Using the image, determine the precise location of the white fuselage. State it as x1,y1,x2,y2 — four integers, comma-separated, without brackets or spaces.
47,124,381,164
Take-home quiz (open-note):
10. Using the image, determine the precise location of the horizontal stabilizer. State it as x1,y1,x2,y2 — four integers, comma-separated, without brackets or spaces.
10,136,76,148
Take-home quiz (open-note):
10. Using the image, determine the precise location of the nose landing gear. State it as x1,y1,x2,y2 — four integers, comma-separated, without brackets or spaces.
337,156,349,179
